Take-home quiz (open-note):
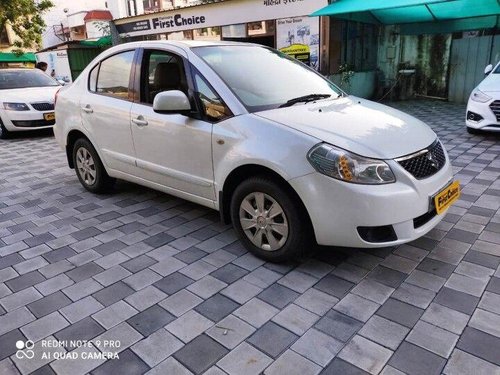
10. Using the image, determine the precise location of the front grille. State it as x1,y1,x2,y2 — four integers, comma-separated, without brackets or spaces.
396,140,446,179
31,102,54,111
12,119,55,128
490,100,500,121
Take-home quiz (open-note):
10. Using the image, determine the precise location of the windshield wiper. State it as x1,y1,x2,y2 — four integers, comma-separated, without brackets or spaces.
279,94,331,108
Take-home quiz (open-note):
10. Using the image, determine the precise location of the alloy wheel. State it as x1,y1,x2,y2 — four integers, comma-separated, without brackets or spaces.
239,192,289,251
76,147,97,186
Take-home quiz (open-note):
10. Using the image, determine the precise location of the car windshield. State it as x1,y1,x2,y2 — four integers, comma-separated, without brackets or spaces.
494,63,500,74
0,69,60,90
193,45,343,112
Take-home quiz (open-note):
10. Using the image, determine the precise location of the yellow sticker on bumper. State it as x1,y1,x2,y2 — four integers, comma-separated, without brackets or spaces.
434,180,460,215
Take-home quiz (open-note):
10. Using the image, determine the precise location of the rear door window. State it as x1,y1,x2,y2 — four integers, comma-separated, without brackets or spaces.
96,50,135,100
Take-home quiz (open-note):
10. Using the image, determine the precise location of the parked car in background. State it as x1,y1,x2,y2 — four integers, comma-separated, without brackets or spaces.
55,41,459,262
466,61,500,134
0,68,60,139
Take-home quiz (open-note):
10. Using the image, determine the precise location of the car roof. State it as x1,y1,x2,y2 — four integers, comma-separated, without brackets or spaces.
107,39,261,53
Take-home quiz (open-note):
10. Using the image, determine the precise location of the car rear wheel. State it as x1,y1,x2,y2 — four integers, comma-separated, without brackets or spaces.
230,176,310,262
0,119,10,139
73,138,115,193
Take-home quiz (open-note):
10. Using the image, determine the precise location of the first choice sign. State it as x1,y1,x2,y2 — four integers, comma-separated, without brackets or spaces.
117,14,206,34
152,14,206,30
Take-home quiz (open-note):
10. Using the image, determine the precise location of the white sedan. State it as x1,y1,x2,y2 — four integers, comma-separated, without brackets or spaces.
0,68,60,139
466,61,500,133
55,41,459,262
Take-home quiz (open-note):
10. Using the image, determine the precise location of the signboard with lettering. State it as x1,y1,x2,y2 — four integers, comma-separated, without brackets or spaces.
276,16,320,69
114,0,327,37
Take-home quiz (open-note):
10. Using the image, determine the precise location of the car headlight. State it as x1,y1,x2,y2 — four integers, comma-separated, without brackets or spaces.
470,90,491,103
307,143,395,184
3,102,29,111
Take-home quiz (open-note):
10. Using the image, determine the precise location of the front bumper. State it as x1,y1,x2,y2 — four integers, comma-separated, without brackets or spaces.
466,97,500,131
0,109,55,132
289,158,454,248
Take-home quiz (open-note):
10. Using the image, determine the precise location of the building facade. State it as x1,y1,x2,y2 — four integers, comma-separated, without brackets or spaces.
113,0,328,71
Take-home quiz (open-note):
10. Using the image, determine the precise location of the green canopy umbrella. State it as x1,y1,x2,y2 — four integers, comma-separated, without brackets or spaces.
310,0,500,34
0,52,37,63
79,35,112,47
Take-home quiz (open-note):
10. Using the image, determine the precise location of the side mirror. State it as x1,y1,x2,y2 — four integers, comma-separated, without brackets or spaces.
153,90,191,114
484,64,493,75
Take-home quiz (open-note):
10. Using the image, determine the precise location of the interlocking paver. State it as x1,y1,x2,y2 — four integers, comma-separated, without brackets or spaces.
159,289,202,317
127,304,175,337
388,341,446,375
21,311,69,342
247,321,298,359
291,328,343,367
376,298,424,328
358,315,409,350
333,294,380,323
206,314,255,349
174,334,228,374
92,300,138,329
265,350,321,375
167,310,214,343
444,349,500,375
131,328,183,367
2,100,500,374
272,304,319,335
217,342,272,375
406,321,459,358
338,335,393,375
315,310,363,343
434,287,479,315
92,349,150,375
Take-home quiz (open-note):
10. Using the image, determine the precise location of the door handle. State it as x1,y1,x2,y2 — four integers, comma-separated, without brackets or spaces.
132,117,148,127
81,105,93,113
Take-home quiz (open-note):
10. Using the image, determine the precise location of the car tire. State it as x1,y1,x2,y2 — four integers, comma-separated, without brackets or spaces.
230,176,311,262
72,138,115,193
0,119,10,139
467,127,481,135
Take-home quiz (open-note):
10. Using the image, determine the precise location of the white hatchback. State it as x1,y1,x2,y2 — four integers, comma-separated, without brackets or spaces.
54,41,459,262
466,61,500,133
0,69,60,139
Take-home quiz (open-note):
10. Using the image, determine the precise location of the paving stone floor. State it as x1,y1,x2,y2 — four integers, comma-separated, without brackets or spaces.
0,100,500,375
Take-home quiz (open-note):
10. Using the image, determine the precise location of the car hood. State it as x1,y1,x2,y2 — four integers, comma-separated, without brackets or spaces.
255,96,437,159
477,74,500,93
0,86,60,104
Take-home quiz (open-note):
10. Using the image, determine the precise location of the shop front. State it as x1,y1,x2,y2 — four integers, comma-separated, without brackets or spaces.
113,0,328,70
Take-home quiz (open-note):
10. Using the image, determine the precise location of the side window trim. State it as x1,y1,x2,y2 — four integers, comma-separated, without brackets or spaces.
88,63,100,92
191,66,233,123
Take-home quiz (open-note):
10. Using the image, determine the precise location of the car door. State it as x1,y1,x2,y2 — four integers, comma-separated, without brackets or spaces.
81,49,138,174
130,48,230,202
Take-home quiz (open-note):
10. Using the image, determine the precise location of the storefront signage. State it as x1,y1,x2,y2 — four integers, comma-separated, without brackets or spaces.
276,16,320,69
152,15,206,30
115,0,327,37
263,0,305,6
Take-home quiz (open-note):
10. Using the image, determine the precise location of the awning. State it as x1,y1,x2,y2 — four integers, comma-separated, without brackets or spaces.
79,35,111,47
0,52,37,63
311,0,500,33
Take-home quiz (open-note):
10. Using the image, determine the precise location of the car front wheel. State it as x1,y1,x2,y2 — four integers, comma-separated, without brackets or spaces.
0,119,10,139
230,176,310,262
72,138,115,193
